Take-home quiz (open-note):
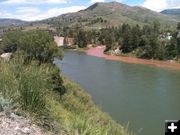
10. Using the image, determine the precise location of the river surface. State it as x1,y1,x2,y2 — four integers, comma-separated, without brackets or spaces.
55,50,180,135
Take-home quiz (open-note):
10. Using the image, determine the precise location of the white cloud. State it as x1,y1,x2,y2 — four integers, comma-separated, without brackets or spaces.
0,10,13,17
113,0,122,2
2,0,26,4
37,6,86,20
1,0,67,4
16,7,40,14
143,0,180,11
91,0,105,3
0,6,86,21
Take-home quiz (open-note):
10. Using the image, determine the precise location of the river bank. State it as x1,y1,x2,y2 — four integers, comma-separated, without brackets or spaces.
86,46,180,70
0,57,134,135
58,51,180,135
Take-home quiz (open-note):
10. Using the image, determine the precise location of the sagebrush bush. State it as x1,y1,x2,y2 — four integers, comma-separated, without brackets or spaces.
0,95,13,112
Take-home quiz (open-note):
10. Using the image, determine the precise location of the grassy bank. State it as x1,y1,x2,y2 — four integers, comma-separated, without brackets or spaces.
0,57,134,135
0,30,134,135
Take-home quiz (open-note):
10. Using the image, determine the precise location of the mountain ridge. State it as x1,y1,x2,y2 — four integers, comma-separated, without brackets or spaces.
42,2,178,29
0,18,26,27
161,8,180,16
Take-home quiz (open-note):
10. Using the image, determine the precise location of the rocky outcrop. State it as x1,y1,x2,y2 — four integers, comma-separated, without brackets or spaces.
0,112,51,135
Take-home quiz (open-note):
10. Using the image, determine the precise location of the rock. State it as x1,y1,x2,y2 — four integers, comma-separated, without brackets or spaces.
15,127,23,134
0,112,52,135
10,113,21,120
15,127,32,134
22,127,32,134
0,53,12,61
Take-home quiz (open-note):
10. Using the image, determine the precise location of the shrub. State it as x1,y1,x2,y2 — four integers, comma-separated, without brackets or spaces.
49,66,66,96
1,30,63,64
0,95,13,112
0,30,22,53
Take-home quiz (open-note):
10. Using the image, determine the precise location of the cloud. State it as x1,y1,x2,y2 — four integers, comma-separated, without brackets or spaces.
113,0,122,2
1,0,67,4
143,0,180,11
0,6,86,21
91,0,105,3
16,7,40,14
0,7,41,20
0,10,13,17
38,6,86,20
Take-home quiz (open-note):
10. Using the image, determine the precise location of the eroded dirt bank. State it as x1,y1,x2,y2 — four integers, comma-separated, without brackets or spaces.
0,112,51,135
86,46,180,70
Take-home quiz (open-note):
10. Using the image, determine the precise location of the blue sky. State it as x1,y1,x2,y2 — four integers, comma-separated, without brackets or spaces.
0,0,180,21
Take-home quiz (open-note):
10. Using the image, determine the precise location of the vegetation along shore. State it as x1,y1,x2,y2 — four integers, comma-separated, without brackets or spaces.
0,30,134,135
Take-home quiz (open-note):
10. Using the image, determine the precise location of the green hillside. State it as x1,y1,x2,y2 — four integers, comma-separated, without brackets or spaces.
161,8,180,22
43,2,178,29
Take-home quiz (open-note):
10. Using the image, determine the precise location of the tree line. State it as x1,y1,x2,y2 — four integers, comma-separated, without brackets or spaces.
60,22,180,60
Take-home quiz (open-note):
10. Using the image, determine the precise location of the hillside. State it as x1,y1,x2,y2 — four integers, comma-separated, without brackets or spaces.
161,8,180,16
0,18,26,27
160,8,180,22
43,2,178,29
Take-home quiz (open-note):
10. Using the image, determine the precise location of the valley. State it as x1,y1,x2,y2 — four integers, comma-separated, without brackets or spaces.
0,1,180,135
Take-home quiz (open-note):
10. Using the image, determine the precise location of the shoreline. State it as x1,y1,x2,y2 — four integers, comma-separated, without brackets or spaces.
86,46,180,70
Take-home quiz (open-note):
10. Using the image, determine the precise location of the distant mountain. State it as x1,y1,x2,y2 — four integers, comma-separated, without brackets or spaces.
43,2,178,29
161,8,180,16
0,18,26,27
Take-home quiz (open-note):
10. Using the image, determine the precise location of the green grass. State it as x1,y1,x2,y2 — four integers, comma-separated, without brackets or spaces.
57,78,134,135
0,56,134,135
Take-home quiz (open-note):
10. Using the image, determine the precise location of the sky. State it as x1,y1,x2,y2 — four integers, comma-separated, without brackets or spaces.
0,0,180,21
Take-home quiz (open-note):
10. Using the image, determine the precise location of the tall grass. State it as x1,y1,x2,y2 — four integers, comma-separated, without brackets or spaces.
0,58,48,113
0,57,60,132
0,56,134,135
46,77,135,135
18,67,46,113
